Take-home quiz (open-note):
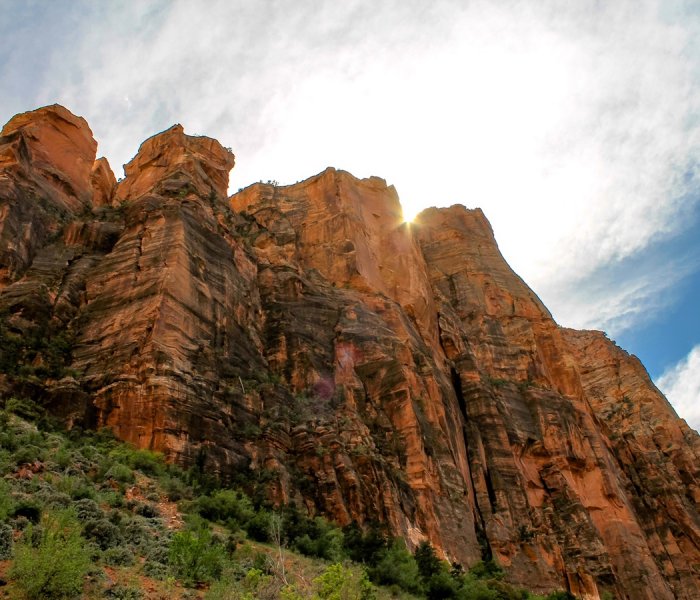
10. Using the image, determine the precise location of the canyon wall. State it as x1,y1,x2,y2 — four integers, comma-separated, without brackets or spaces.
0,105,698,599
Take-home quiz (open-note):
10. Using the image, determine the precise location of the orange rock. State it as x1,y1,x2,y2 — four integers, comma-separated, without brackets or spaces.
0,105,98,285
115,124,234,202
90,157,116,207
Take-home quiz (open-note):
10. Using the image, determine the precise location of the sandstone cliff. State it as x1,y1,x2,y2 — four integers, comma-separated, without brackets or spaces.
0,105,697,599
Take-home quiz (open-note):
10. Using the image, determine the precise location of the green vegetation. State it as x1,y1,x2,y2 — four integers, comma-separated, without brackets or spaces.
0,394,581,599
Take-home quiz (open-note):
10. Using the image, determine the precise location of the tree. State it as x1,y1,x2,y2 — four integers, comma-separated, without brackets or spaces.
10,510,91,599
415,540,442,580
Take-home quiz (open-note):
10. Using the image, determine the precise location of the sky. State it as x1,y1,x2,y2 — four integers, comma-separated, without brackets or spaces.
1,0,698,430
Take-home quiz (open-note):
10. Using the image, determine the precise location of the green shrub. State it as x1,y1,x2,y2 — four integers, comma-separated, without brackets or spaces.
369,538,422,594
342,522,388,565
162,475,191,502
415,541,442,580
109,446,164,477
457,576,499,600
292,517,345,561
82,517,124,550
10,510,91,599
13,444,44,465
195,489,254,529
0,522,12,559
103,545,135,566
245,508,271,542
11,500,42,524
169,525,226,586
105,463,135,484
313,563,376,600
74,498,103,521
0,479,14,520
5,397,43,421
469,560,505,581
133,501,160,519
425,570,459,599
56,475,95,500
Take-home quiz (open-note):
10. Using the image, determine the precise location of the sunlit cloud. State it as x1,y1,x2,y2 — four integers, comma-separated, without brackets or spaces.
656,345,700,432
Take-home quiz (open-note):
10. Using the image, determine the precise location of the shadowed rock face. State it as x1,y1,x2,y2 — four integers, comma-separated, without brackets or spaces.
0,104,698,600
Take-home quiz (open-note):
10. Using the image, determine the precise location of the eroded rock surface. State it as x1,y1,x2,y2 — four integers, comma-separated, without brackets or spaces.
0,104,698,600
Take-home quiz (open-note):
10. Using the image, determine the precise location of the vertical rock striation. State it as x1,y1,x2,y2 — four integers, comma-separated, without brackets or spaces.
0,104,698,599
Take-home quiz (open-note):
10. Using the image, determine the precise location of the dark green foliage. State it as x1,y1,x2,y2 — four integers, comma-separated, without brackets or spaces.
11,500,42,524
544,593,576,600
132,501,160,519
415,541,443,580
0,311,77,382
369,538,422,595
425,570,460,600
245,508,271,542
293,519,344,561
469,560,505,581
82,517,124,550
343,521,388,564
162,474,191,501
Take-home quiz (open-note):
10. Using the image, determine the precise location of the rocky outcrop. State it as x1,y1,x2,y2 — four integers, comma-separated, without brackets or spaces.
0,105,98,286
0,104,698,599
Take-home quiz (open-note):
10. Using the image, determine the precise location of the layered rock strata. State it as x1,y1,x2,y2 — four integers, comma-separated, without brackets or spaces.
0,104,698,600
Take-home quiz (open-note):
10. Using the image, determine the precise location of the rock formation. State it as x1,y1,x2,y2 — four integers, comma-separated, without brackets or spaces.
0,104,697,599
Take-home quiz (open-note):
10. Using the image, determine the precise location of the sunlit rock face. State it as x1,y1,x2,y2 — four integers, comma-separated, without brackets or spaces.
0,104,698,600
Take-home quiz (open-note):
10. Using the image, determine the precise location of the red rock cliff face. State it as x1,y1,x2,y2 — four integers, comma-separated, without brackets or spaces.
0,105,698,600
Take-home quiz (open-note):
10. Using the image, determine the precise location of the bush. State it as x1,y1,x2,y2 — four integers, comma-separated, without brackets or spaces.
469,560,505,581
74,498,103,521
342,522,388,565
109,446,164,477
169,525,226,586
313,563,376,600
104,463,135,484
292,517,345,561
0,479,14,520
415,541,442,580
0,522,13,559
5,397,42,421
103,545,135,566
133,501,160,519
162,475,191,502
11,500,42,524
10,510,91,599
369,538,422,594
245,508,271,542
425,570,459,600
82,517,124,550
195,489,254,529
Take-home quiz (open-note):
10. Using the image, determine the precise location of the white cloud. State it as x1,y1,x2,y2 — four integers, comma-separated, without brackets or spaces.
656,345,700,432
2,0,699,336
